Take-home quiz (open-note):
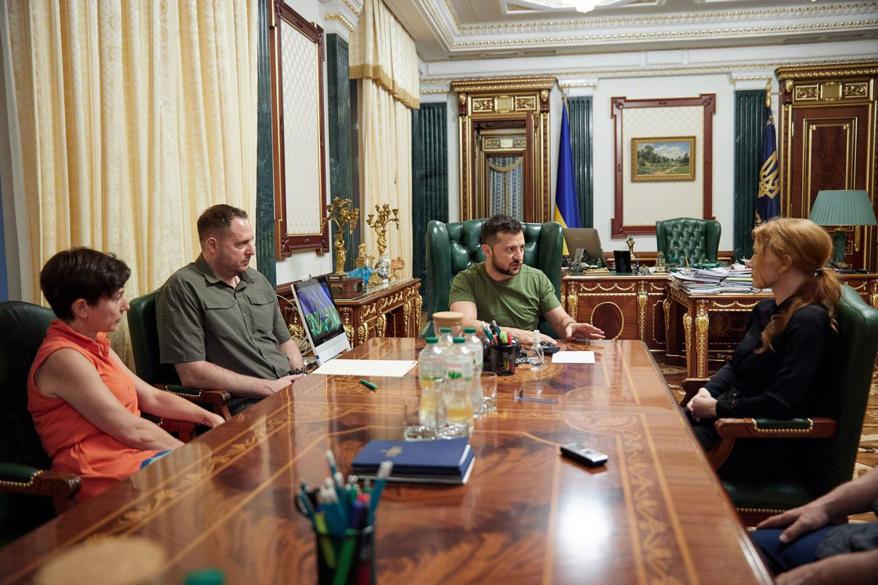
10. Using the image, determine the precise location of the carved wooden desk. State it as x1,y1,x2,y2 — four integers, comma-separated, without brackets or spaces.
0,339,771,585
562,273,668,351
277,278,421,347
666,274,878,379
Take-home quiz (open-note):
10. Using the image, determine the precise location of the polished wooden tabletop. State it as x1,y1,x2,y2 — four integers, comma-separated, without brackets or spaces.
0,339,771,585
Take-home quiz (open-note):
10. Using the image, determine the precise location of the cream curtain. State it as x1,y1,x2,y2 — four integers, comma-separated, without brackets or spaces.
4,0,258,306
350,0,418,278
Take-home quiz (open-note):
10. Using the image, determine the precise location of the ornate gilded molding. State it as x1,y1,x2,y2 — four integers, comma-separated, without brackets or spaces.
637,286,648,343
450,76,556,95
776,60,878,80
695,301,710,378
591,302,624,340
683,311,692,374
325,12,356,32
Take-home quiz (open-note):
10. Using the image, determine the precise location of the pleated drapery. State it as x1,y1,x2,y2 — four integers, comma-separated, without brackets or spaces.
351,0,418,279
4,1,259,304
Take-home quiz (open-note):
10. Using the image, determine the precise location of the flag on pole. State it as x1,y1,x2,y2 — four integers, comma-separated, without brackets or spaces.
756,82,780,223
554,100,579,253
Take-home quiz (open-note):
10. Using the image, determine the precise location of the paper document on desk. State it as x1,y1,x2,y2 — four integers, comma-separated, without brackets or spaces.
552,351,595,364
313,359,416,377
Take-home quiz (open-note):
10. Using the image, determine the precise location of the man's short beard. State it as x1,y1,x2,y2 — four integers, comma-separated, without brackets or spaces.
491,256,521,276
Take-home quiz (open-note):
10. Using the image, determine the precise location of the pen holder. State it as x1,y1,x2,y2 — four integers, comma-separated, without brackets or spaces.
313,523,376,585
297,491,377,585
486,343,517,376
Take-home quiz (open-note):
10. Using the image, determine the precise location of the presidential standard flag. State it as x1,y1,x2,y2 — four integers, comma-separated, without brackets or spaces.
554,101,579,253
756,87,780,223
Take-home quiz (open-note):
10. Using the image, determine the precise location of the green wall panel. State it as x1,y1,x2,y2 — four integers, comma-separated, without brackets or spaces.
412,103,448,309
255,0,276,284
326,35,358,271
567,97,594,228
734,90,769,260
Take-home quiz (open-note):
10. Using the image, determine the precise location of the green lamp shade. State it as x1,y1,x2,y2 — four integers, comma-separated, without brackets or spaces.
810,190,877,226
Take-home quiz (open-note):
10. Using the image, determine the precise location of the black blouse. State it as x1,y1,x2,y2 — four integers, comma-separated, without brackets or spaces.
704,298,836,419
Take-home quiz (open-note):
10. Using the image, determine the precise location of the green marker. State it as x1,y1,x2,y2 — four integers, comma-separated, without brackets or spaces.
359,379,378,391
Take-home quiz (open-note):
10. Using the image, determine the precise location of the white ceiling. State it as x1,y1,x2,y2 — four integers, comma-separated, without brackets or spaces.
382,0,878,61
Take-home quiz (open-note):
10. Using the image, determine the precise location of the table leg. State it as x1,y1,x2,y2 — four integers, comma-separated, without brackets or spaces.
683,311,693,376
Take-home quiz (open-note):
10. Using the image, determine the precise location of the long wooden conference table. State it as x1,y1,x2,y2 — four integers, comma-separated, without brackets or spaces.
0,339,771,584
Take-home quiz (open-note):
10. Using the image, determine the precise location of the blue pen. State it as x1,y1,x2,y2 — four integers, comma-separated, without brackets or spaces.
367,461,393,524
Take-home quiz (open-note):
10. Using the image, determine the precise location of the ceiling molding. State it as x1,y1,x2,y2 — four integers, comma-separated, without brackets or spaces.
385,0,878,60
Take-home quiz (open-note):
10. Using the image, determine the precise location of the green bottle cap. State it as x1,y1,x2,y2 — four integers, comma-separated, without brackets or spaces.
448,371,462,379
440,327,452,333
425,336,438,343
453,337,464,343
463,327,476,334
184,569,225,585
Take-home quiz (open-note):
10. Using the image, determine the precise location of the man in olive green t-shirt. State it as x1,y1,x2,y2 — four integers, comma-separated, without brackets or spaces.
157,205,305,414
449,214,604,344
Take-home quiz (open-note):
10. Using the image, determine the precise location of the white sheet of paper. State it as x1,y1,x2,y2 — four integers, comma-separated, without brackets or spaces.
551,351,595,364
312,359,417,377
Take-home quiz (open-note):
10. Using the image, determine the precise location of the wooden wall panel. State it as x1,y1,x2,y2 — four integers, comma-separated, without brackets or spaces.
777,62,878,271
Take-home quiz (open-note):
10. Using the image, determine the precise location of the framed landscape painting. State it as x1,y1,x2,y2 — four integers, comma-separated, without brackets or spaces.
631,136,696,182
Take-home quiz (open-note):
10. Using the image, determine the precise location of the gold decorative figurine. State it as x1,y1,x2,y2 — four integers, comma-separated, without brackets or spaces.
366,204,400,283
325,197,360,276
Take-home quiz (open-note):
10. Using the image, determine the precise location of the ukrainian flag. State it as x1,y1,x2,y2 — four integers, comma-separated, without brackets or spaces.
756,86,780,223
555,100,579,253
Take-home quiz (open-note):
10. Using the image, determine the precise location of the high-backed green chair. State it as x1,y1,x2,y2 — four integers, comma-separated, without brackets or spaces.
655,217,721,265
128,291,232,420
424,218,564,337
684,285,878,525
0,302,80,543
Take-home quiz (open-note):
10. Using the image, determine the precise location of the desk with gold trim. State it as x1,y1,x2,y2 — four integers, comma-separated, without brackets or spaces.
563,272,878,378
277,278,422,347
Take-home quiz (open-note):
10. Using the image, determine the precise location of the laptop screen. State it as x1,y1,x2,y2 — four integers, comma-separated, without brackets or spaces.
291,275,350,364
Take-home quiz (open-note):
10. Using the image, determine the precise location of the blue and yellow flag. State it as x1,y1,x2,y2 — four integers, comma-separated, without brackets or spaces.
756,85,780,223
554,101,579,253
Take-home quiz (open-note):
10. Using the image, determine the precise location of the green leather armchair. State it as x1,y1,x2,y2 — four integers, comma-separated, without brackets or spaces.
0,302,80,543
424,218,564,336
128,291,232,420
683,285,878,525
655,217,721,265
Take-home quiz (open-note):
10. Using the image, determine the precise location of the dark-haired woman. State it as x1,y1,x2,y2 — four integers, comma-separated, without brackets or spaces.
28,248,225,502
687,218,841,452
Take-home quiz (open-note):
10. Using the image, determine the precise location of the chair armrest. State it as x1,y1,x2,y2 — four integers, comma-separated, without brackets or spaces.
715,417,838,439
0,463,81,513
154,384,232,420
708,417,838,469
155,418,198,443
680,378,710,406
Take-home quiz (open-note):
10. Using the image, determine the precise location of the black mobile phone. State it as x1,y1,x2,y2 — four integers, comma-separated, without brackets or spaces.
560,443,608,467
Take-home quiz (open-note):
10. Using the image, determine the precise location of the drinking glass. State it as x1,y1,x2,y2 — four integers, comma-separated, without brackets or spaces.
480,372,498,413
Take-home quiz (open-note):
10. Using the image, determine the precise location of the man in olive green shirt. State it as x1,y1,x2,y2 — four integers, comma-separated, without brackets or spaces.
158,205,305,413
449,214,604,344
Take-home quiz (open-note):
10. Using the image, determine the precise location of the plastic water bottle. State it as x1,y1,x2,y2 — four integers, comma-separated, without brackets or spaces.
442,337,474,437
463,327,484,413
417,337,447,432
437,327,454,348
529,329,545,371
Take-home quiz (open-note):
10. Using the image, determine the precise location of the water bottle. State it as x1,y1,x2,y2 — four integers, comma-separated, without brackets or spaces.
417,337,446,432
437,327,454,348
463,327,484,413
528,329,545,371
442,337,474,437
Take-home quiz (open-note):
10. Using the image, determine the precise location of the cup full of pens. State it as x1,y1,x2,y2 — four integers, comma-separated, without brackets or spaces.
296,450,393,585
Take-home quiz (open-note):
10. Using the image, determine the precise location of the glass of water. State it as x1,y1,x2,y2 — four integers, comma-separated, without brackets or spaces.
481,372,498,413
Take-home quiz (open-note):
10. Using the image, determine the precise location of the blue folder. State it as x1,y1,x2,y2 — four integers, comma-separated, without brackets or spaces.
351,438,475,484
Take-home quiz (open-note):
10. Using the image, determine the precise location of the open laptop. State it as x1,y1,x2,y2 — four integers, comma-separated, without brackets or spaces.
290,275,351,365
564,227,605,265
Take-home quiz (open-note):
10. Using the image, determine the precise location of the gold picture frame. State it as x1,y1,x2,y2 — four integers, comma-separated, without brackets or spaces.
631,136,696,182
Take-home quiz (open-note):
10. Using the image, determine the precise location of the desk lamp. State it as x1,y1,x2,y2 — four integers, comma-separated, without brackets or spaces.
809,189,877,270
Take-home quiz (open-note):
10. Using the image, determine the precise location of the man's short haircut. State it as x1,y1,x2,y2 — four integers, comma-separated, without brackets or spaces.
39,248,131,321
481,214,524,246
197,204,249,242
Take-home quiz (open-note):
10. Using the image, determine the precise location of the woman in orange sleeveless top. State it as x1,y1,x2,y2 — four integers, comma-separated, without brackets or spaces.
28,248,225,502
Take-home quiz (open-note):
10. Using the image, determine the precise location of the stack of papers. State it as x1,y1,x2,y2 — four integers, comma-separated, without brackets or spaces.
672,266,758,294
